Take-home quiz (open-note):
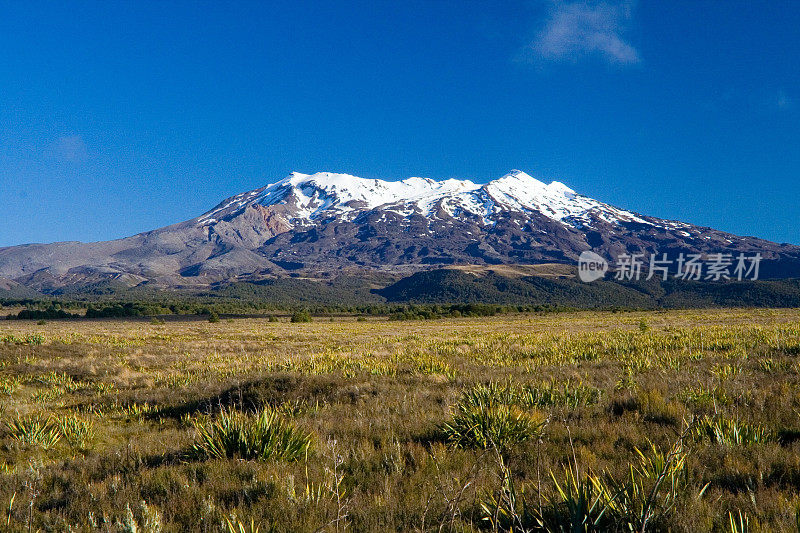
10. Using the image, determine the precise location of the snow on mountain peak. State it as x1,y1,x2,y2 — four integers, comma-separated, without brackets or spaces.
196,169,646,229
497,169,546,185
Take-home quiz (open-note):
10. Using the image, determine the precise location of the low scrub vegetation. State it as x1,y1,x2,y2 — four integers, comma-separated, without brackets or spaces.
56,414,95,450
0,308,798,530
441,385,546,450
0,333,45,345
289,310,312,323
691,415,775,446
191,408,312,462
4,414,61,449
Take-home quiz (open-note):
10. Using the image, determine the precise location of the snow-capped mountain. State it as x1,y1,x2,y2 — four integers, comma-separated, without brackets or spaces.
1,170,798,292
195,170,647,230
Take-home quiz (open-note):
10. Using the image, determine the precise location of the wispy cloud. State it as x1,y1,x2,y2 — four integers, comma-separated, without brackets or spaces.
527,1,640,65
54,134,88,163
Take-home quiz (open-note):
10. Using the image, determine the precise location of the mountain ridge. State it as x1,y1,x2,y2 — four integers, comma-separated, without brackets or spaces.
2,169,799,294
194,169,650,230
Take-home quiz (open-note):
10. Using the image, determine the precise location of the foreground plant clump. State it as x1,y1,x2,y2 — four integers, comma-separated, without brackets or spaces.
192,408,312,462
0,308,800,531
441,383,547,450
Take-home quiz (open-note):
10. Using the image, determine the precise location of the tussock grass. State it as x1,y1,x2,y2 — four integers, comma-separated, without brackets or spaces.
4,414,61,449
0,377,21,395
692,415,774,446
191,408,312,462
225,517,261,533
484,437,696,532
0,333,45,345
0,308,799,530
441,383,546,450
55,414,95,449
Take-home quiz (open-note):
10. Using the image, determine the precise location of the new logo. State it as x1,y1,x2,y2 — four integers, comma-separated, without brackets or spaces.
578,251,608,282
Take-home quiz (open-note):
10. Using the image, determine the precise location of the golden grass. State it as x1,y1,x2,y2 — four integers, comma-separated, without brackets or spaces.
0,308,798,531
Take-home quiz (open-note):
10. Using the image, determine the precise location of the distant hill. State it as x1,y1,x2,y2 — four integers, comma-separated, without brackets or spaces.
376,269,800,309
0,276,43,299
1,169,798,294
4,266,800,311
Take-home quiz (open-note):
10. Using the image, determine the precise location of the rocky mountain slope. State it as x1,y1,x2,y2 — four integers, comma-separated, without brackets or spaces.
1,170,798,293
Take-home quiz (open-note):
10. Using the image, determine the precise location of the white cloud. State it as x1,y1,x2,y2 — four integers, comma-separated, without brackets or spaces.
528,1,640,65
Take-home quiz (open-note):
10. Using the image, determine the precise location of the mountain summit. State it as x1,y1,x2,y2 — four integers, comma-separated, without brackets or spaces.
1,170,798,293
194,170,645,231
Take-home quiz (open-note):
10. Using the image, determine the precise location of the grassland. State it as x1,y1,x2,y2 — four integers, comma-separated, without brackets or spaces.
1,309,800,531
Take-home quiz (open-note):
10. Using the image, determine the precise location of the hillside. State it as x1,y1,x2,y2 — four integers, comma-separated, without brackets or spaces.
1,170,798,295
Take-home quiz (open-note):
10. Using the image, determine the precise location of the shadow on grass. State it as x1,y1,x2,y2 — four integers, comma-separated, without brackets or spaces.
132,373,343,421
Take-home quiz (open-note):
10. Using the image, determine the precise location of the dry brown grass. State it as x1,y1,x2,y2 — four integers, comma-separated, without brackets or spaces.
0,308,799,531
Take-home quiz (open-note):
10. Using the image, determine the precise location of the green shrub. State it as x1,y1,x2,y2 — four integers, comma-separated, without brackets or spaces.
11,308,78,320
0,377,21,395
0,333,45,345
460,381,601,410
192,408,312,462
692,415,774,446
225,517,261,533
5,414,61,449
544,468,613,531
85,302,170,318
56,414,95,449
290,310,312,323
596,442,693,531
728,510,752,533
483,441,696,532
518,382,602,409
441,385,545,451
482,463,612,532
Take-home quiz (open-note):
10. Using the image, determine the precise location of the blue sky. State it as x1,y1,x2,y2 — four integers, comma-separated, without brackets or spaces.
1,1,798,247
